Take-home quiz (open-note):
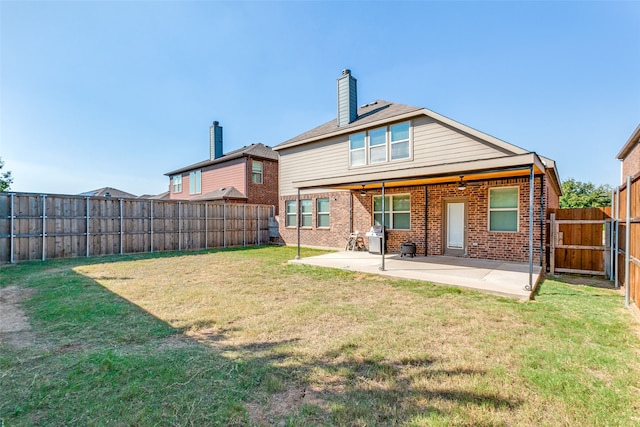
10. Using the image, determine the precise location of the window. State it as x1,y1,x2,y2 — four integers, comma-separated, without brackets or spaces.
251,160,263,184
301,200,312,227
369,127,387,163
349,121,411,167
172,175,182,193
390,122,410,160
489,187,519,231
350,132,366,166
189,170,201,194
373,194,410,230
285,201,297,227
317,198,330,228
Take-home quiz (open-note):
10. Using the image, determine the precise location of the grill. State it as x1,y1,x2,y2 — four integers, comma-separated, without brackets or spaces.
365,226,385,254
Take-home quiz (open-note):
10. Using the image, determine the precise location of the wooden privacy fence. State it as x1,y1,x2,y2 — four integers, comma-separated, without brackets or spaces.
547,207,612,277
0,192,276,264
614,175,640,306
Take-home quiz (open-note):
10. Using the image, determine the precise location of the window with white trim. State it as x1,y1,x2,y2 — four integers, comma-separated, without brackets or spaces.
390,122,410,160
251,160,263,184
317,198,330,228
172,175,182,193
489,187,519,231
349,132,366,166
349,121,411,167
189,170,201,194
373,194,411,230
285,200,297,227
301,199,312,227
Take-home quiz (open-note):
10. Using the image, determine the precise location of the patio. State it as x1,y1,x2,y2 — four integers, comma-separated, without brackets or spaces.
289,251,543,300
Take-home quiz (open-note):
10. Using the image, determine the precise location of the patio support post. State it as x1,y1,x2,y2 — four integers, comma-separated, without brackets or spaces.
9,193,14,264
615,187,620,289
296,188,301,260
610,189,615,281
526,166,534,291
380,182,385,271
625,175,631,307
539,175,545,266
424,185,428,256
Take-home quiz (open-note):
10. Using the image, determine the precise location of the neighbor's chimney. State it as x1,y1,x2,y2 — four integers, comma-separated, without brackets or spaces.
210,121,223,160
337,69,357,127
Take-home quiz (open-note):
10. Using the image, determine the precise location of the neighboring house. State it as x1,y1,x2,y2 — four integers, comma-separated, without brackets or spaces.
617,123,640,181
273,69,562,265
79,187,137,199
164,121,279,211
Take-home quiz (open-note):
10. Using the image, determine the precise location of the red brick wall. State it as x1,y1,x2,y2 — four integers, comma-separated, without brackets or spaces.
279,176,547,264
622,143,640,181
246,158,279,214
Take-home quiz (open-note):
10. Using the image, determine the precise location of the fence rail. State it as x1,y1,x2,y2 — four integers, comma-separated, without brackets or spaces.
0,192,275,263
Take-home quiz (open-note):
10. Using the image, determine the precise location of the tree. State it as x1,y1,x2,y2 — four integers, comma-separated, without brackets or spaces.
0,158,12,191
560,178,612,208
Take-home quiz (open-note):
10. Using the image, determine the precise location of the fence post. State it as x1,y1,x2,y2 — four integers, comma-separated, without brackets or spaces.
625,175,631,307
549,212,556,275
86,197,90,258
9,193,15,263
243,204,246,247
119,198,124,255
178,201,181,251
41,194,46,261
223,203,227,248
150,200,154,253
257,205,261,246
205,203,208,249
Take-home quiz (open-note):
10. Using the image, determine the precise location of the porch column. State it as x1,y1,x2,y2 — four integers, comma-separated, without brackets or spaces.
380,182,385,271
296,188,301,260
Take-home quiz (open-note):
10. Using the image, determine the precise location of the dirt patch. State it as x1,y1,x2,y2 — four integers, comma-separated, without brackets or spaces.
246,385,327,425
0,286,36,348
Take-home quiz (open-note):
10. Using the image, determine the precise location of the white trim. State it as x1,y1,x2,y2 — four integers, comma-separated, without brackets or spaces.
373,193,411,230
488,185,520,232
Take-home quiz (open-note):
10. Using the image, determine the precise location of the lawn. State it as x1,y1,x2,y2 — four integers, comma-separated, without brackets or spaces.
1,246,639,426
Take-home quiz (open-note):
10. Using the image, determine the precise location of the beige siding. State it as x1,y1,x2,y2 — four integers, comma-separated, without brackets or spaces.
280,115,512,195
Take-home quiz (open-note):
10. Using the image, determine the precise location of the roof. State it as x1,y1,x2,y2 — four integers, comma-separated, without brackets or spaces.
188,186,248,201
165,143,278,176
617,123,640,160
274,100,529,156
79,187,137,199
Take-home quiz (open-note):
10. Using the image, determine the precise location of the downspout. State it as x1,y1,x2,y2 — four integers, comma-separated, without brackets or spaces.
296,188,301,260
380,182,386,271
526,166,534,291
625,175,631,307
424,185,428,256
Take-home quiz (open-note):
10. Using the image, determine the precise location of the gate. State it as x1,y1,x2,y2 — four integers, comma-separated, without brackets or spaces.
547,208,612,277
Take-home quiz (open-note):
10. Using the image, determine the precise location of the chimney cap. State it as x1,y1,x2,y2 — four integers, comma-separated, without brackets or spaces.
342,69,351,76
212,121,219,126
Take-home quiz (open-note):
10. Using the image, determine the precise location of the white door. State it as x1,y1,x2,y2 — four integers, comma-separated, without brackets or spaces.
446,202,465,255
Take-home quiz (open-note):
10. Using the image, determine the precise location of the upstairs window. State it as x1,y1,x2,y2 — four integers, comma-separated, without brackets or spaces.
189,170,201,194
349,121,411,167
489,187,519,231
172,175,182,193
349,133,366,166
369,127,387,163
390,122,410,160
252,160,263,184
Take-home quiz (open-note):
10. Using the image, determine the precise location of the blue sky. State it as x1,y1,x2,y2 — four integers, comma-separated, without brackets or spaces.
1,1,638,196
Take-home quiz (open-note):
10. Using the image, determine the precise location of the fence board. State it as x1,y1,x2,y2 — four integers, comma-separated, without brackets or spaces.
0,192,275,263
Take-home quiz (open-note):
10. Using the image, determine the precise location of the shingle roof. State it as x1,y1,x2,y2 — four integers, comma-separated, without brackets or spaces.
188,186,248,202
275,100,423,149
79,187,137,198
165,143,278,176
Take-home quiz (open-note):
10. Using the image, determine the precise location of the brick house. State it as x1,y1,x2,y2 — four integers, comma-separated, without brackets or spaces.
617,123,640,181
273,70,562,265
165,121,279,211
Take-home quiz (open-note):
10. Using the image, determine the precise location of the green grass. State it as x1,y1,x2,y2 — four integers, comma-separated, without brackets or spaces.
1,246,639,426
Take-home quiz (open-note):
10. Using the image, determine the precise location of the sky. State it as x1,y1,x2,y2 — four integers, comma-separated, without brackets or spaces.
1,1,639,197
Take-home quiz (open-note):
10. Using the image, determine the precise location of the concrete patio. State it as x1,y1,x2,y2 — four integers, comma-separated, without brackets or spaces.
289,251,543,300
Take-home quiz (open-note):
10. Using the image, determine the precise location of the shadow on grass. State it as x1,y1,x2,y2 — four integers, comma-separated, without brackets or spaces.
546,274,616,289
1,251,521,426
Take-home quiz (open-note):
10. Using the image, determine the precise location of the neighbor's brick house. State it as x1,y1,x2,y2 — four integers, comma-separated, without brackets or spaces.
617,123,640,181
273,70,561,265
165,121,279,212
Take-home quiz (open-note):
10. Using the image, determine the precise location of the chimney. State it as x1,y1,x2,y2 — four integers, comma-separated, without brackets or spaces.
336,69,357,127
209,121,223,160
